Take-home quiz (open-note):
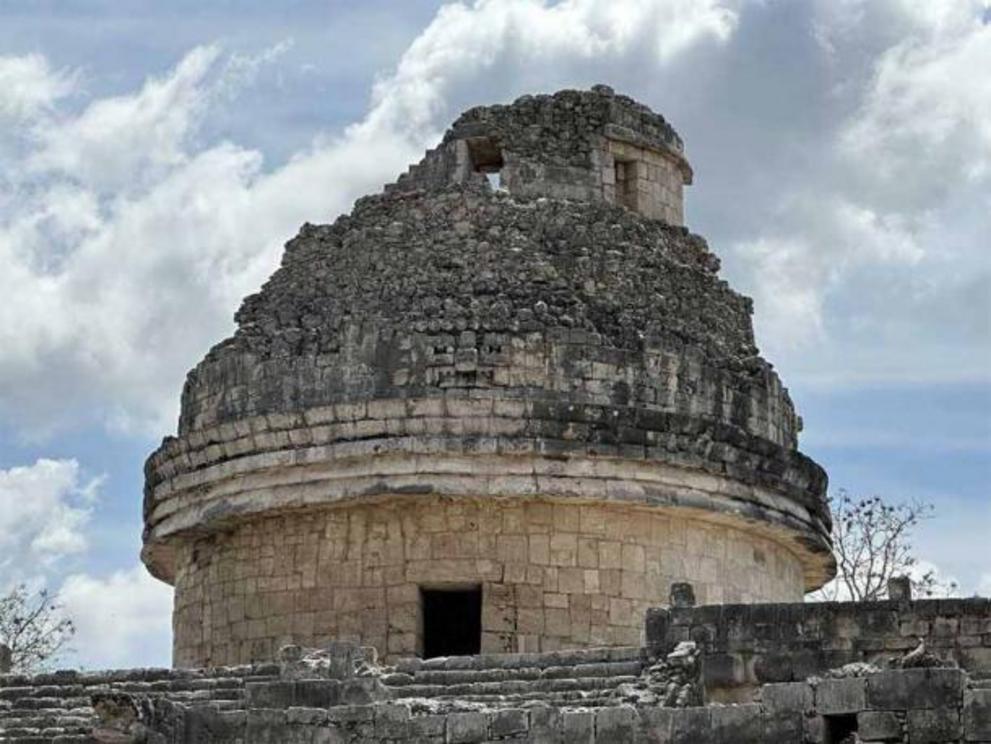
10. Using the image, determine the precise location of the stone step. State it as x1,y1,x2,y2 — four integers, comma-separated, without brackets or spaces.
2,698,91,711
386,660,642,687
391,674,639,700
393,646,645,675
404,688,623,707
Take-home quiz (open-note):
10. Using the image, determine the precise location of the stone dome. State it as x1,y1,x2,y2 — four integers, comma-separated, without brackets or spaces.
143,86,834,668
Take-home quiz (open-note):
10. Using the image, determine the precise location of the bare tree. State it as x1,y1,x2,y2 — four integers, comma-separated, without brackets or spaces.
0,585,75,672
809,490,957,602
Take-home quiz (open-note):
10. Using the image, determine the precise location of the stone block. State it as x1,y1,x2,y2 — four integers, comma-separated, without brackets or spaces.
866,669,965,711
704,653,745,689
754,653,794,683
447,711,488,743
761,682,814,716
411,714,447,738
374,703,410,739
964,689,991,741
294,680,340,709
490,708,527,738
561,710,594,744
287,707,328,725
858,710,902,741
816,677,866,715
528,705,562,742
762,711,804,743
596,705,636,742
907,708,961,743
671,707,710,744
637,708,674,743
709,704,763,742
245,709,287,742
312,726,347,744
246,681,295,708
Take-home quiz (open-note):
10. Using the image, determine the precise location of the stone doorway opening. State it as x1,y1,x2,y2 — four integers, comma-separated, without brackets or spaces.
823,713,858,743
466,136,505,190
421,585,482,658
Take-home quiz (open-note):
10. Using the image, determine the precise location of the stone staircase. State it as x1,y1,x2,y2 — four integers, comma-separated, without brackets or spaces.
0,665,279,743
970,670,991,690
382,646,647,708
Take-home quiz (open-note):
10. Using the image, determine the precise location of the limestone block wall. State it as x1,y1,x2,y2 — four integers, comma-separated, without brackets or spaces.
386,86,692,224
172,497,804,668
646,597,991,701
133,668,990,744
604,138,685,225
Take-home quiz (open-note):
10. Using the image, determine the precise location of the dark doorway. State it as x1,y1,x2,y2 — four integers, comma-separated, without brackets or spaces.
823,714,858,744
421,585,482,658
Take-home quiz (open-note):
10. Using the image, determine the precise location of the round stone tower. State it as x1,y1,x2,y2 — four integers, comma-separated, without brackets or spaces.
143,85,835,668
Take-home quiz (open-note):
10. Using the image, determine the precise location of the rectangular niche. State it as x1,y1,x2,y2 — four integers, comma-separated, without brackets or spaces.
614,158,639,211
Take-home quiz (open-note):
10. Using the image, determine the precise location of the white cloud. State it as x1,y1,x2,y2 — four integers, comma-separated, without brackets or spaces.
912,494,991,598
0,456,171,670
0,53,74,121
0,459,99,580
732,197,926,353
729,3,991,388
58,566,173,669
0,1,740,438
841,13,991,188
27,46,220,194
360,0,737,142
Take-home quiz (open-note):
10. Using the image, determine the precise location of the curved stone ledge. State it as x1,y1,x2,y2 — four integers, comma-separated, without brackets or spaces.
143,403,834,591
148,397,825,510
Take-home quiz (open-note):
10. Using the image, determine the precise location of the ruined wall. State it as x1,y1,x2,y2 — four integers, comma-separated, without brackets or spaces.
387,86,692,225
606,138,685,225
4,635,990,743
174,189,792,444
191,669,989,744
172,497,804,668
646,597,991,700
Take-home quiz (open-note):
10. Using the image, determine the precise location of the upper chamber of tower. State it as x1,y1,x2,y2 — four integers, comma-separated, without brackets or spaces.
143,85,834,605
389,83,692,225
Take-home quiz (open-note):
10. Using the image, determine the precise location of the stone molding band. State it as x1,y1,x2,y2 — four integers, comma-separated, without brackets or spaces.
142,398,834,590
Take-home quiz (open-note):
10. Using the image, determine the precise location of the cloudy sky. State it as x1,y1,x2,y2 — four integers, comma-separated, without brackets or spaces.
0,0,988,670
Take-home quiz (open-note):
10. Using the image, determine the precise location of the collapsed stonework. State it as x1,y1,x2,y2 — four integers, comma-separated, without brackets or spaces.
142,85,833,669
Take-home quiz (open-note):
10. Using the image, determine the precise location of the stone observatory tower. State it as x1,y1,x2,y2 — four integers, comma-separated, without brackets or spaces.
143,85,835,668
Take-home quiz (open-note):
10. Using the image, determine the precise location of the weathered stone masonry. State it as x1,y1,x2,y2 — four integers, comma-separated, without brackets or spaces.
143,85,834,668
647,596,991,702
3,624,990,742
172,498,803,667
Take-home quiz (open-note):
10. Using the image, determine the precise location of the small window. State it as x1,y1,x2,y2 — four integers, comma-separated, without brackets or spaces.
466,136,504,190
421,585,482,658
615,159,638,210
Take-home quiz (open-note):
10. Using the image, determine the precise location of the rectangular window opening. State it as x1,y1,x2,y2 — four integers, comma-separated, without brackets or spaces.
823,714,858,744
467,136,505,191
421,585,482,658
615,159,638,210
